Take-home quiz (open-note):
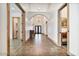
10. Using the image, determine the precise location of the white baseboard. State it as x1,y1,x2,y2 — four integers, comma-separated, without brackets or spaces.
67,51,75,56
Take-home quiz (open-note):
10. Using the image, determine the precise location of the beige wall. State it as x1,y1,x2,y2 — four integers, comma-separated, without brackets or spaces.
60,6,67,18
69,4,79,56
10,4,22,55
0,3,7,55
0,4,2,55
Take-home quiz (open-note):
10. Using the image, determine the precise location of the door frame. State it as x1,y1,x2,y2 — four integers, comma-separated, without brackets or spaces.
7,3,10,56
46,21,48,36
7,3,25,56
58,3,69,54
12,17,20,39
35,25,42,34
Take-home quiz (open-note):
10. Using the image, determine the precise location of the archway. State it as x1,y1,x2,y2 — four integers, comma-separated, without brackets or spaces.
30,14,48,35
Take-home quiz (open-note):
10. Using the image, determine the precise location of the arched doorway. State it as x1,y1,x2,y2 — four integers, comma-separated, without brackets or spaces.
30,14,48,36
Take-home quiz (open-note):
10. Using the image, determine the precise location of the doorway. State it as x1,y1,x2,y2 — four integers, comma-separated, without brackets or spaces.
35,25,42,34
12,17,19,39
58,3,69,48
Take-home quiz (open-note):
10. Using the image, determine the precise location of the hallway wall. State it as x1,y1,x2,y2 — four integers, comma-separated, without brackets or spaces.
10,4,22,55
48,11,58,45
69,4,79,56
47,4,64,45
0,4,2,55
0,3,7,55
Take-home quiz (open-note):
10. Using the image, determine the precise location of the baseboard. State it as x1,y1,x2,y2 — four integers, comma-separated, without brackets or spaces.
42,33,48,36
67,51,75,56
42,33,58,47
45,35,58,47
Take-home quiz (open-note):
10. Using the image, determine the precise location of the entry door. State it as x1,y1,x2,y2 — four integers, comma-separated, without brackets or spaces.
35,25,42,34
12,17,19,39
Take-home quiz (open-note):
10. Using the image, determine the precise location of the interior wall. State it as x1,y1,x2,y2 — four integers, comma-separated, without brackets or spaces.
0,3,7,55
0,4,2,55
69,3,79,56
48,4,67,45
10,4,22,55
60,6,67,18
48,11,58,44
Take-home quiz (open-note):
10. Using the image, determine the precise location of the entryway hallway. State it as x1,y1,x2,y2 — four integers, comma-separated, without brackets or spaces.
1,3,79,56
10,34,67,56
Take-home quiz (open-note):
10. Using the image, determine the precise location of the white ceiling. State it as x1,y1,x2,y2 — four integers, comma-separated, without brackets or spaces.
20,3,63,12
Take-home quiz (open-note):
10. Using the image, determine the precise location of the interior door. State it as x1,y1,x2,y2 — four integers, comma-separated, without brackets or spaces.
12,17,19,39
39,26,41,34
35,25,42,34
35,26,37,34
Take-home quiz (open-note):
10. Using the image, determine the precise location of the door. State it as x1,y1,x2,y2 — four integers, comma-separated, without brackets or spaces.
12,17,19,39
35,25,42,34
39,26,41,34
